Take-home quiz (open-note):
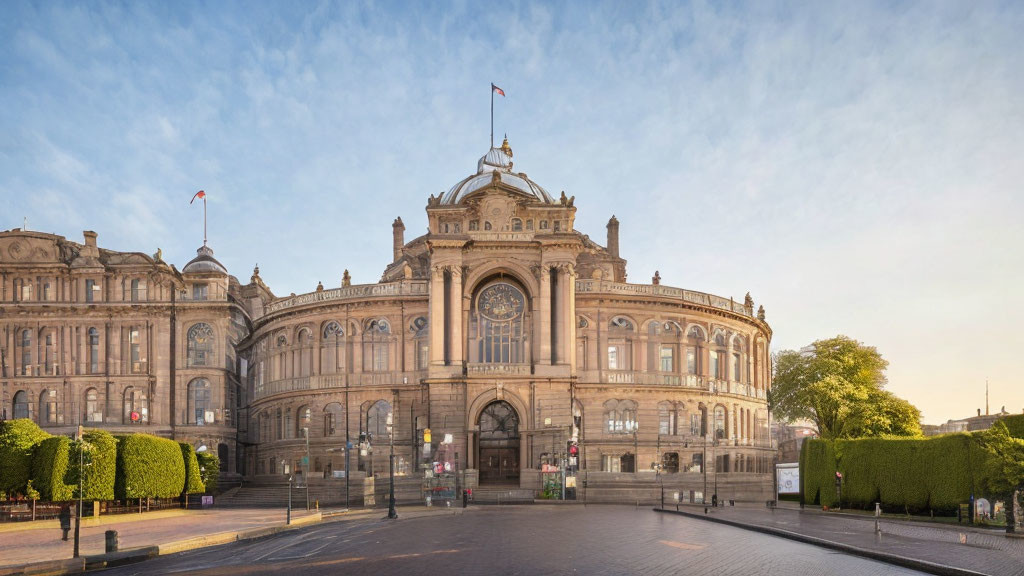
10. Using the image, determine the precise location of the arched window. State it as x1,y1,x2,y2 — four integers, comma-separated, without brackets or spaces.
658,401,676,435
323,402,344,437
511,218,523,231
275,408,283,440
20,329,31,376
367,400,393,439
187,323,214,367
13,390,29,419
88,327,100,373
362,319,391,372
648,321,682,373
603,399,637,434
84,388,101,423
411,317,429,370
470,281,529,364
188,378,211,425
123,386,148,424
321,321,345,374
297,405,311,436
297,328,312,377
713,405,727,440
731,335,746,384
39,390,58,425
284,409,293,439
607,317,634,370
686,326,705,376
710,330,727,380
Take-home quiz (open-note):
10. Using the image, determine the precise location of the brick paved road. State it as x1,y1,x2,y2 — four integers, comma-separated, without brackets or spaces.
99,505,927,576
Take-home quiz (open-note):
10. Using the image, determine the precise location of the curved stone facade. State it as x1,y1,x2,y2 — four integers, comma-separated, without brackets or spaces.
1,140,773,502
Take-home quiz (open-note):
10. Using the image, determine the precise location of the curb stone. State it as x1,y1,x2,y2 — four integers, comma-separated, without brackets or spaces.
654,508,990,576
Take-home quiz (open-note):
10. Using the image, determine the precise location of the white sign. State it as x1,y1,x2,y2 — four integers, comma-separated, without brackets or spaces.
332,470,346,478
777,463,800,494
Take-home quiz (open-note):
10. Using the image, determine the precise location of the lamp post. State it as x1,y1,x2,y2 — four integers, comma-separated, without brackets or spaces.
286,474,293,525
386,404,397,520
702,433,708,513
303,427,311,511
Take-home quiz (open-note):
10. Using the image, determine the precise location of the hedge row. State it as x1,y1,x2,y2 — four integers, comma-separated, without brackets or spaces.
115,434,186,499
31,437,73,501
180,443,206,495
1001,414,1024,439
196,452,220,494
0,420,208,501
801,434,990,513
0,419,51,493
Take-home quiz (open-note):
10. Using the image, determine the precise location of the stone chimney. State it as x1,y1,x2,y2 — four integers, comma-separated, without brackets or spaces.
606,215,619,258
392,217,405,262
83,230,97,248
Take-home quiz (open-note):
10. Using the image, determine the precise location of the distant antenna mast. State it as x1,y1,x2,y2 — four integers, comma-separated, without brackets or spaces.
986,379,989,416
23,216,27,231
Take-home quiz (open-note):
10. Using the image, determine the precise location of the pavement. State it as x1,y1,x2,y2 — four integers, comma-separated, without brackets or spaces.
0,502,1020,575
655,503,1024,576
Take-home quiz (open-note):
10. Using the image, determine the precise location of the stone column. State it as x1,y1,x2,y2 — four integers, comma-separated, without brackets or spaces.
467,430,476,469
429,266,445,367
565,265,577,370
448,267,463,367
538,267,552,365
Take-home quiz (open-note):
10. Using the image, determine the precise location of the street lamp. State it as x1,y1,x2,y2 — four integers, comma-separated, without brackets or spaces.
286,474,293,525
386,403,397,520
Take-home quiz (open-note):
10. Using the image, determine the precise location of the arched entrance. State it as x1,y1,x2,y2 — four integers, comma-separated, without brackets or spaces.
478,400,520,484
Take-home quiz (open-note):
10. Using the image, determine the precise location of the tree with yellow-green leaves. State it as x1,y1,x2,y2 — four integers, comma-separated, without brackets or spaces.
771,335,921,439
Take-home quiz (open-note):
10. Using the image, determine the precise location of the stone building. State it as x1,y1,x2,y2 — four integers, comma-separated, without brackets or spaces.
1,138,774,503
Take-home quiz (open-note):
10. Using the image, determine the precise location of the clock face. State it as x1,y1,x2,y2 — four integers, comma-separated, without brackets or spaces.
478,283,525,322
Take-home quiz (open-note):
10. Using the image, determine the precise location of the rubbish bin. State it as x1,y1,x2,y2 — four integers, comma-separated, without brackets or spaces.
105,530,118,553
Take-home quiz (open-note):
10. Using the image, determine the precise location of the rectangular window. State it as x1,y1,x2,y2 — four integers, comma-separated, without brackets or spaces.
607,346,618,370
603,454,621,473
553,221,561,232
690,414,700,436
42,282,51,301
660,346,673,372
686,348,696,374
710,353,721,379
733,353,742,382
129,328,141,372
21,283,32,301
85,279,96,302
192,283,209,300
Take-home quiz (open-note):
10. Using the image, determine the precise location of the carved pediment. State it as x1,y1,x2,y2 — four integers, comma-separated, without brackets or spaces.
0,237,60,263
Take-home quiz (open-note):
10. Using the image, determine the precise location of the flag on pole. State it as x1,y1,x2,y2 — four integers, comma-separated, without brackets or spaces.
492,83,505,97
190,190,206,204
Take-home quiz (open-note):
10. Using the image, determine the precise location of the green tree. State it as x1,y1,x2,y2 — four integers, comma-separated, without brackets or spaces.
771,335,921,439
973,421,1024,531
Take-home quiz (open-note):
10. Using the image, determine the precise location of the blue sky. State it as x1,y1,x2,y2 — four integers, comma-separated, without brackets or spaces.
2,1,1022,424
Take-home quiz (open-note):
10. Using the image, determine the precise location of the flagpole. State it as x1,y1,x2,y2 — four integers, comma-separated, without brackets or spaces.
490,84,494,149
203,196,207,247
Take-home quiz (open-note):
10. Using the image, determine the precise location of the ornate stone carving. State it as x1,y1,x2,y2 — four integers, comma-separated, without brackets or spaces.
757,305,766,321
342,269,351,287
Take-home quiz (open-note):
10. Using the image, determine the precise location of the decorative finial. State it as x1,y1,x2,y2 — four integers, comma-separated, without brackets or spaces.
757,305,766,321
153,248,163,262
316,281,324,292
500,135,513,158
342,269,352,287
560,191,568,206
744,292,754,309
652,271,661,285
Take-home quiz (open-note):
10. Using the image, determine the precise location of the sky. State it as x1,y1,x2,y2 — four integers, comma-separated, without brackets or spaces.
1,1,1021,424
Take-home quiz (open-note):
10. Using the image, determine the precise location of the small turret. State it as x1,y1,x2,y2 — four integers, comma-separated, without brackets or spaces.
392,217,405,262
606,216,620,258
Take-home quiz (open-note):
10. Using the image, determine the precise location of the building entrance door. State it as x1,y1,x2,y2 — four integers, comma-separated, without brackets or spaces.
478,400,520,484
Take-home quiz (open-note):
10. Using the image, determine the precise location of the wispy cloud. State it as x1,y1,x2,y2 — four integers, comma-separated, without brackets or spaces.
1,0,1021,422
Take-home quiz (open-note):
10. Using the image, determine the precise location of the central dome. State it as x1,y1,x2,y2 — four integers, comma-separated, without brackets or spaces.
440,138,554,205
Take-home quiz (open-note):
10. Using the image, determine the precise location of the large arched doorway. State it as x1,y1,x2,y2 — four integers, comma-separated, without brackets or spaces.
478,400,520,484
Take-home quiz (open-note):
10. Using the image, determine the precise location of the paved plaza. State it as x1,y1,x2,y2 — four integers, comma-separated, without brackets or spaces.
92,506,927,576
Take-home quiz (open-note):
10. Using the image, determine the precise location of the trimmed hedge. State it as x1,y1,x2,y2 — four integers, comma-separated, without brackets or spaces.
180,443,206,495
31,437,73,501
70,429,117,501
801,434,993,513
0,419,51,494
1001,414,1024,439
196,451,220,494
115,434,185,499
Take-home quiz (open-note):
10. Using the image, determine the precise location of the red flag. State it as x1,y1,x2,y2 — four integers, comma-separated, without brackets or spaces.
190,190,206,204
492,83,505,97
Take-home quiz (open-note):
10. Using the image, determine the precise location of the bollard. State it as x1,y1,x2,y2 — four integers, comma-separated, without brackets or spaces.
105,530,118,553
462,489,468,508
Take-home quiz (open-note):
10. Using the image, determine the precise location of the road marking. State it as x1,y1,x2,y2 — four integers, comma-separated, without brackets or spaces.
660,540,706,551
